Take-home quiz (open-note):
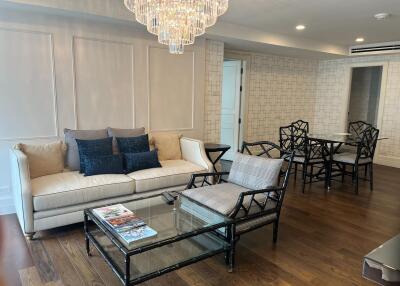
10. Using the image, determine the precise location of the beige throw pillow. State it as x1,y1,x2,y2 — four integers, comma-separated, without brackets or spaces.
151,132,182,161
16,141,66,179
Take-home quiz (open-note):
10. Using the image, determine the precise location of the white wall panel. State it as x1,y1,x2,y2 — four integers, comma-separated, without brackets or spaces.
148,47,194,131
73,37,134,130
0,29,57,139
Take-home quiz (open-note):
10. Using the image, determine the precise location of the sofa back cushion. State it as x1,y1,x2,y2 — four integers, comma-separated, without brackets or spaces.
228,153,283,190
83,154,124,176
116,134,150,154
124,150,161,173
16,141,66,179
150,132,182,161
75,138,113,173
107,127,145,153
64,128,108,171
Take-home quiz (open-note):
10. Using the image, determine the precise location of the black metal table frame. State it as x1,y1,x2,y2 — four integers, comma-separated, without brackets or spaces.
204,144,231,173
83,194,235,286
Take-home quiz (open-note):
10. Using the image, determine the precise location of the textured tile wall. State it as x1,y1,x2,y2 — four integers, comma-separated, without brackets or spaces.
204,40,224,143
245,53,319,144
314,55,400,161
203,40,400,165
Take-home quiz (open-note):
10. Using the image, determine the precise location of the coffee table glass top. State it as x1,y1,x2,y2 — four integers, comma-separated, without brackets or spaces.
365,234,400,271
87,194,230,252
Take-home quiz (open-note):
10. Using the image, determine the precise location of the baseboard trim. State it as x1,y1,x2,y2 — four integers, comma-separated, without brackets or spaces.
375,155,400,168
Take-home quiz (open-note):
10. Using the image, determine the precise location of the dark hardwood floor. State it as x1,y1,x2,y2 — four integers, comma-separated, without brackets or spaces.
1,164,399,286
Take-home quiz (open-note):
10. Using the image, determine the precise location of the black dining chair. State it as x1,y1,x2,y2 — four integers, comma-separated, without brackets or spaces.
300,137,329,193
292,119,309,133
332,126,379,194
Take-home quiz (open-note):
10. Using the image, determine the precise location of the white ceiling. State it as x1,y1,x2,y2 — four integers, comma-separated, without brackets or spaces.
3,0,400,58
219,0,400,47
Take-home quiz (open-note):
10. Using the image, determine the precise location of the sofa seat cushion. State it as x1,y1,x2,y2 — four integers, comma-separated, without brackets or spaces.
183,183,277,217
127,160,206,193
32,171,134,211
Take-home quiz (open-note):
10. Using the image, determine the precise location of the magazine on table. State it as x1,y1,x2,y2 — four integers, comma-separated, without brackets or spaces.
93,204,157,245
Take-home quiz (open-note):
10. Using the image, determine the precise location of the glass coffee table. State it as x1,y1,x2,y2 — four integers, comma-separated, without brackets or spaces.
84,194,234,286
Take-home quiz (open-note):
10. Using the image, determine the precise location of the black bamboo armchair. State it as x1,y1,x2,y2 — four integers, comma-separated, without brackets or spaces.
183,141,294,244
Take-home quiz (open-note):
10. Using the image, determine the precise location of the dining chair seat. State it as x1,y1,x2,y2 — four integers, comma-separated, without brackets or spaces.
333,152,372,164
291,156,324,164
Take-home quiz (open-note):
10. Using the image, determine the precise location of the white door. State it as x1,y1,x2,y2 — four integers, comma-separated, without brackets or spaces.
220,60,242,161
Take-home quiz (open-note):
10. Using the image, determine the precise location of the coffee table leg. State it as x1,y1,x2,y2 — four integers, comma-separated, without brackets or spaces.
228,224,235,273
125,255,130,286
84,212,90,256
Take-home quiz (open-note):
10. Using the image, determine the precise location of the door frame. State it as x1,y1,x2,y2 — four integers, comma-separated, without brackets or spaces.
345,61,388,132
345,61,389,162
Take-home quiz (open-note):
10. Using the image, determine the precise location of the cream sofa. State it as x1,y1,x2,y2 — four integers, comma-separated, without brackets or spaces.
10,137,212,239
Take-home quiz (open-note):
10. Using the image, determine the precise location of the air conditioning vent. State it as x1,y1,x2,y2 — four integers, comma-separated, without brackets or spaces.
349,41,400,56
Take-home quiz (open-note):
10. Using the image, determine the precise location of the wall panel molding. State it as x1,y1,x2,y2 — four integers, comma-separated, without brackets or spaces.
0,27,59,140
147,45,195,132
72,36,135,130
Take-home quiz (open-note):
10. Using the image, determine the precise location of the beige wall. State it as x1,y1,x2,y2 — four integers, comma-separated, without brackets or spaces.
0,8,206,213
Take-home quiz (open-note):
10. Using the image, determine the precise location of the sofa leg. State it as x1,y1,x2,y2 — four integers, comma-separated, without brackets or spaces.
273,221,279,243
25,232,35,240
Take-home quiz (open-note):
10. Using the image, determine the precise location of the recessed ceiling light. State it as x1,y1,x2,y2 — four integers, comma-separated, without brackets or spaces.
296,25,306,31
374,13,390,20
355,37,365,43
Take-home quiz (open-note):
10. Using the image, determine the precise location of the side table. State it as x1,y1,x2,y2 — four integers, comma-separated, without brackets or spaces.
204,143,231,172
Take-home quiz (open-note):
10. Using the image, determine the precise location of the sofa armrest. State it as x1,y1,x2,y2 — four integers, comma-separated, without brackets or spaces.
9,149,34,234
180,137,213,172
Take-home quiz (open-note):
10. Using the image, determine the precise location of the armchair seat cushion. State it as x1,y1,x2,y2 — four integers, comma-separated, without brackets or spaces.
32,172,134,211
183,183,277,217
333,152,372,164
127,160,206,193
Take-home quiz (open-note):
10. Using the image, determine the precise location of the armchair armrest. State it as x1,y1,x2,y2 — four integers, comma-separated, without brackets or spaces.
9,148,34,234
186,171,229,189
180,137,213,172
230,186,284,219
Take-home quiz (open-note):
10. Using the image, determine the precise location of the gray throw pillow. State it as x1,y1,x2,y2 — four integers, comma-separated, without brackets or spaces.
64,128,108,171
107,127,145,154
228,153,283,190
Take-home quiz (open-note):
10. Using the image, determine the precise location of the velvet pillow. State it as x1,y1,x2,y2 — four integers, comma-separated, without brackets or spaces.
107,127,145,154
83,155,124,176
15,141,66,179
75,138,113,173
124,150,161,173
150,132,182,161
116,134,150,154
64,128,108,171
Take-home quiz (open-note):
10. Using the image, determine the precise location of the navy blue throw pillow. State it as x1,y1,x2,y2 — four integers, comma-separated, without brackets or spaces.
124,150,161,173
76,137,113,173
83,155,124,176
116,134,150,154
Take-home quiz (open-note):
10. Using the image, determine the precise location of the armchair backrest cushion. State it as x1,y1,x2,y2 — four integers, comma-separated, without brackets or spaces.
228,152,283,190
15,141,66,179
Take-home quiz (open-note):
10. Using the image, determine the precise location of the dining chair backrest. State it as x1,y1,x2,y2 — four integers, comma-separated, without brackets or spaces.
292,126,308,156
279,125,293,152
304,137,327,163
357,127,379,161
292,120,309,133
348,121,372,140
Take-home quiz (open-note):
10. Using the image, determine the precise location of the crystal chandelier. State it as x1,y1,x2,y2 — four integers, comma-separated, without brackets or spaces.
124,0,229,54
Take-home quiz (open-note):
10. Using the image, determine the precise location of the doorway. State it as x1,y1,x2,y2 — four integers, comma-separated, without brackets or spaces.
347,66,383,127
220,59,245,161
